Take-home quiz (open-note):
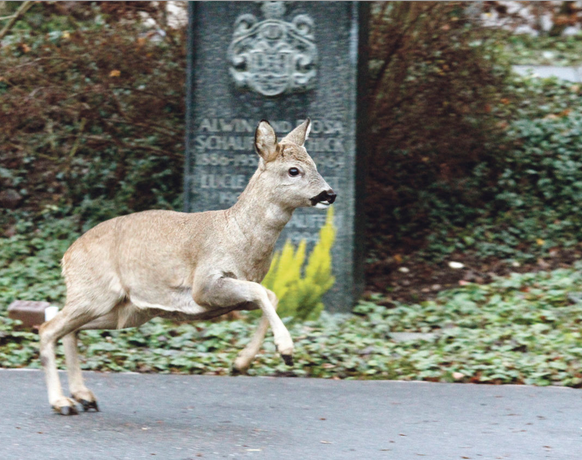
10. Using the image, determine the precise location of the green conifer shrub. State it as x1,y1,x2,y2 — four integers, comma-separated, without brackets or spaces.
262,207,336,321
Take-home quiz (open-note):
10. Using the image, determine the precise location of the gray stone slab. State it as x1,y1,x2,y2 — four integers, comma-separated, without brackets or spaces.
184,2,368,312
1,369,581,459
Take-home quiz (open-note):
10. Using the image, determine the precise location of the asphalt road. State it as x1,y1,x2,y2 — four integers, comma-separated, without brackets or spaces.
0,369,581,460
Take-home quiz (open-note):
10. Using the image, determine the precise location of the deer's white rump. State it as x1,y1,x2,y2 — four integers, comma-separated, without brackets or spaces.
38,118,336,415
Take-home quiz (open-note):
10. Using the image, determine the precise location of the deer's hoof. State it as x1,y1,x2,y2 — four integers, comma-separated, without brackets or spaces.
52,397,79,416
230,366,246,376
57,405,78,416
80,399,99,412
71,388,98,412
281,354,294,367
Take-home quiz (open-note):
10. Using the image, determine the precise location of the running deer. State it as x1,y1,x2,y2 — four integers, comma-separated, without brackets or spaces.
39,118,336,415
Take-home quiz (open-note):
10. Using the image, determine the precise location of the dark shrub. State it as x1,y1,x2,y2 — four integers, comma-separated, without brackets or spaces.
0,3,186,231
367,2,511,260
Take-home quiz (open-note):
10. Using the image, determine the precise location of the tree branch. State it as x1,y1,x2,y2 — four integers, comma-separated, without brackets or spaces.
0,1,33,41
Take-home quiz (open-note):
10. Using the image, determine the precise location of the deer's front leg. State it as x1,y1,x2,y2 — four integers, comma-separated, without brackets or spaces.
194,276,294,365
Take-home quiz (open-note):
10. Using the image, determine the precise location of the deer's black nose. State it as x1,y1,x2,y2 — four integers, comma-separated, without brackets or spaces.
325,190,337,204
310,189,337,206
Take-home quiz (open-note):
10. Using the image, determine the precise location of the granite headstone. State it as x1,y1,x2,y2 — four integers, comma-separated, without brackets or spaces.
185,1,368,312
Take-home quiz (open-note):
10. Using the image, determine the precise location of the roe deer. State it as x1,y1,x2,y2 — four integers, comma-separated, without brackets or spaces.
39,118,336,415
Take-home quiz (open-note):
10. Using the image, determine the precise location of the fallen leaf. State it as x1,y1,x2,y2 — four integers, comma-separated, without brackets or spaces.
109,69,121,77
559,109,571,117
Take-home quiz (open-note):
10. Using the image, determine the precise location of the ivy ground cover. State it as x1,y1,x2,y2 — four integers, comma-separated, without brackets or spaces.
2,260,582,387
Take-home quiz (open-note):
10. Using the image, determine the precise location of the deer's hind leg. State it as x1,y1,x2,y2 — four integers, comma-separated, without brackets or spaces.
62,303,154,413
39,307,102,415
39,287,125,415
63,331,99,412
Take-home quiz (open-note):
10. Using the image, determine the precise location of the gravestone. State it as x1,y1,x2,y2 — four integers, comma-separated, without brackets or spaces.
185,1,368,312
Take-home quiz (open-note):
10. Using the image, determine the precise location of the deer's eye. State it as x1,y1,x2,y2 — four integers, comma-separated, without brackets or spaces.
288,167,300,177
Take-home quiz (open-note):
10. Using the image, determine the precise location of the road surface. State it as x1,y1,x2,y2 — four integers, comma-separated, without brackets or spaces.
0,369,580,459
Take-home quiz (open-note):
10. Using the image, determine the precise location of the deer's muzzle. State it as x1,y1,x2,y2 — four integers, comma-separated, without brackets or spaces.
310,190,336,207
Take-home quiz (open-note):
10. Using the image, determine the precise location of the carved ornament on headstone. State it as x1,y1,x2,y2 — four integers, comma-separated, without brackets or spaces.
227,1,318,97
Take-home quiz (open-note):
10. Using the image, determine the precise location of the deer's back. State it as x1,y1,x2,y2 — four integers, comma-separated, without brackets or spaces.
61,210,220,296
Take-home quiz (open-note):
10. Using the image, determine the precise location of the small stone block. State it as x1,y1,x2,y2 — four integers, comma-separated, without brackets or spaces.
7,300,51,327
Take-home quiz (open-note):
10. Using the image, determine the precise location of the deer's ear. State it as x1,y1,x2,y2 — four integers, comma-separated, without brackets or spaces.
282,118,311,146
255,120,278,162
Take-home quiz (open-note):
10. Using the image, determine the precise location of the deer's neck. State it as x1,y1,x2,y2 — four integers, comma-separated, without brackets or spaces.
227,169,293,256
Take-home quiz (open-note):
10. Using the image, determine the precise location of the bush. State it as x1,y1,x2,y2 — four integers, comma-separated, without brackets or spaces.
506,32,582,66
0,3,186,233
418,77,582,262
366,2,512,260
497,108,582,241
262,207,336,321
366,3,582,265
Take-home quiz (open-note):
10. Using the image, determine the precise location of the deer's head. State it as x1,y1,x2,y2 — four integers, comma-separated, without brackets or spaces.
254,118,336,210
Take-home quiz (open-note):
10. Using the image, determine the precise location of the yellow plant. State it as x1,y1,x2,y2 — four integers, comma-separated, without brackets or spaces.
262,207,336,321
